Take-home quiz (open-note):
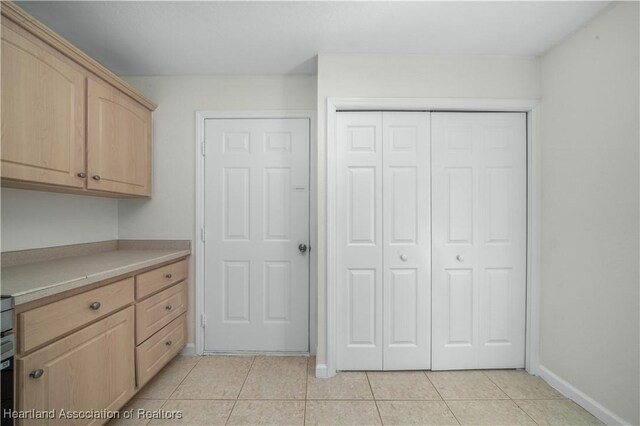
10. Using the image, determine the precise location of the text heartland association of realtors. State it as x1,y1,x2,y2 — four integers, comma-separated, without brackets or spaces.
2,408,183,420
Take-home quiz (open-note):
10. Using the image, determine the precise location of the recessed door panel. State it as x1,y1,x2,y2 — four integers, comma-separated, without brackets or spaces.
389,167,418,244
264,261,292,323
389,269,418,346
223,261,250,323
447,168,474,244
264,168,292,241
224,168,250,241
348,269,377,346
348,167,377,245
447,269,473,345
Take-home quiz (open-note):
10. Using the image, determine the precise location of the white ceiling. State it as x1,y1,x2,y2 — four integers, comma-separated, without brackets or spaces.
16,1,609,75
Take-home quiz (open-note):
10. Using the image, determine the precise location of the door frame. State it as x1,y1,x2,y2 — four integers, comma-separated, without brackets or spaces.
195,110,317,355
325,98,540,377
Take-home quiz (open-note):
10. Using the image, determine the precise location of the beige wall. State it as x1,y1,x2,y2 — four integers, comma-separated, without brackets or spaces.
539,3,639,424
1,188,118,252
118,75,317,345
315,54,541,366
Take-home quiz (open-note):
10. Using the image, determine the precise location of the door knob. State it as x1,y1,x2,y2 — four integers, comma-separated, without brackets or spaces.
298,243,308,254
456,255,464,262
400,254,408,261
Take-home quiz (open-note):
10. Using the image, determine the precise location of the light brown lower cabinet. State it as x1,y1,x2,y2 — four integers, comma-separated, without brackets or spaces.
14,258,189,425
17,307,135,425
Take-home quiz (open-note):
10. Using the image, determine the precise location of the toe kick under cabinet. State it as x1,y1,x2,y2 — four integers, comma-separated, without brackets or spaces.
15,258,188,425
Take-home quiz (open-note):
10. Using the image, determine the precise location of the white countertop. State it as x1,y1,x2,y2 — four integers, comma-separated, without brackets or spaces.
1,248,190,305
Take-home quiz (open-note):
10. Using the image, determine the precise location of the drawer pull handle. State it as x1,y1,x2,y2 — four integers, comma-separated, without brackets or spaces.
89,302,101,310
165,340,172,346
165,304,173,310
30,369,44,379
165,273,172,279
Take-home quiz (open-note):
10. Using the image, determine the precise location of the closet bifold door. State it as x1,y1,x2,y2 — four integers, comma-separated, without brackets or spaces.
336,112,384,370
431,112,527,370
382,112,431,370
336,111,431,371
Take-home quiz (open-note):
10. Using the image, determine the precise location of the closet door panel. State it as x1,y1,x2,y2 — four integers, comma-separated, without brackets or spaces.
382,112,431,370
336,112,383,370
432,112,526,370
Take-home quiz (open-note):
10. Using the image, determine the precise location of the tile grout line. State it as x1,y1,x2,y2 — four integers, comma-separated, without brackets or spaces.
224,355,257,426
304,357,310,426
164,355,203,401
423,371,461,426
512,399,542,426
480,370,541,424
141,356,202,425
366,372,384,425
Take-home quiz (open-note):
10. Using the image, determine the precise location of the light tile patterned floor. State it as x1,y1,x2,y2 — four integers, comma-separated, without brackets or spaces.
110,355,603,426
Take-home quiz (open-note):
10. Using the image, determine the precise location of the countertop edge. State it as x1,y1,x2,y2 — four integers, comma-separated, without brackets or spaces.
11,250,191,306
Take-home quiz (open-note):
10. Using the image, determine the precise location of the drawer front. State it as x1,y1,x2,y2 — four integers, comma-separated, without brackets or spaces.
136,280,187,345
19,278,134,354
136,313,186,388
136,259,188,300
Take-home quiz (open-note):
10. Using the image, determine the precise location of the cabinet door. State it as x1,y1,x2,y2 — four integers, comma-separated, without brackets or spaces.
18,307,135,425
1,20,86,188
87,78,151,196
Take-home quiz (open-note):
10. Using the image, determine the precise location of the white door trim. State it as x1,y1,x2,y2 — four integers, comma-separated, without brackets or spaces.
195,110,317,356
325,98,540,377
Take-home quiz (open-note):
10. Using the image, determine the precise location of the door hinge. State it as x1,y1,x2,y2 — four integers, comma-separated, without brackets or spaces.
201,141,206,157
201,314,207,328
200,228,206,242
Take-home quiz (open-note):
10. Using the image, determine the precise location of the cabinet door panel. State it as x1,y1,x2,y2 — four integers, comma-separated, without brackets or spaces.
1,21,85,188
87,78,151,196
18,307,135,425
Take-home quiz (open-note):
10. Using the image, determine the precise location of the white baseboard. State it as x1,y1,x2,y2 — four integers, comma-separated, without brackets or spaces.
180,343,196,356
315,363,329,379
538,365,630,425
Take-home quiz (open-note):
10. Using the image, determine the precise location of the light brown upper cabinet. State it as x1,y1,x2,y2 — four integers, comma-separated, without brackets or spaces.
0,2,156,198
1,21,86,189
87,78,152,196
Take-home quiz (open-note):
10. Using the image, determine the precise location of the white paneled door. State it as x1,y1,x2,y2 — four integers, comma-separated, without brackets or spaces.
431,112,527,370
204,118,309,352
336,112,431,370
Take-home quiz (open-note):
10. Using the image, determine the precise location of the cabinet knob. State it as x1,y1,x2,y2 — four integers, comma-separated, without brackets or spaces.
92,175,101,181
400,254,408,261
165,340,172,346
77,172,87,178
456,255,464,262
30,369,44,379
89,301,101,310
165,273,172,279
165,304,173,311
